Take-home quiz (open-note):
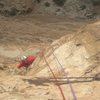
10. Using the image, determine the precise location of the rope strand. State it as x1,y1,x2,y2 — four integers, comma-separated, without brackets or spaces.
43,52,66,100
52,48,77,100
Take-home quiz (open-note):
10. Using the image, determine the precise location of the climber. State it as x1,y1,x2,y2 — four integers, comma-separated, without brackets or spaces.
17,55,36,70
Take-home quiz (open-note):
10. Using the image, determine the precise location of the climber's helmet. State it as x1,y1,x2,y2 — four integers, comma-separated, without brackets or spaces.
21,56,27,60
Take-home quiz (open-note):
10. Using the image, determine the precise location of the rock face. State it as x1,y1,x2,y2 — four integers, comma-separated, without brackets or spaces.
30,31,100,79
0,0,33,16
85,21,100,39
0,0,96,18
64,0,94,18
34,0,94,18
48,32,99,77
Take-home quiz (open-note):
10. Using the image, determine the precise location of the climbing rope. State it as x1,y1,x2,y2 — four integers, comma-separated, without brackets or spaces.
21,47,77,100
43,52,66,100
52,47,77,100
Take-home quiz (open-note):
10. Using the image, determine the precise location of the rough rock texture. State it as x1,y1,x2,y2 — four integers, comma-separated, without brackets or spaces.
0,0,33,16
64,0,94,18
0,16,99,100
85,21,100,39
0,0,96,18
34,0,94,18
31,31,100,79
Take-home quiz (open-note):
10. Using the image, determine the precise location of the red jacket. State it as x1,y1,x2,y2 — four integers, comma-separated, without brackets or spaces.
17,56,36,69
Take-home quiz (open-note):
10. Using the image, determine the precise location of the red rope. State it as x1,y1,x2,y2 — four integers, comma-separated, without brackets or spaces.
52,48,77,100
43,53,66,100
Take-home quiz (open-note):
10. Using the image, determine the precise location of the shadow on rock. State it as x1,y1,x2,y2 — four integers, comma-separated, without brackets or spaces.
22,76,100,86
